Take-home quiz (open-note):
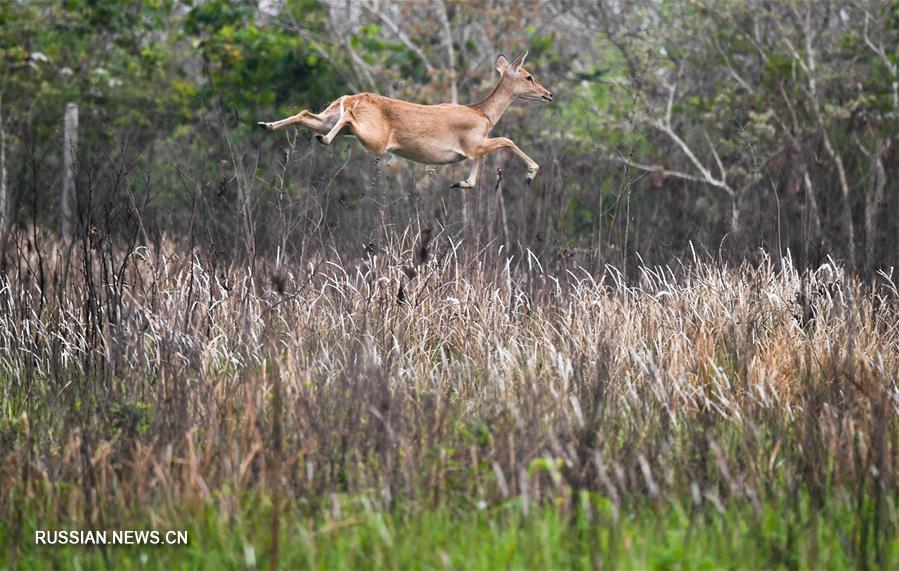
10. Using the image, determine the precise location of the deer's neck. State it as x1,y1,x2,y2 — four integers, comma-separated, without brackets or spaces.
471,77,515,126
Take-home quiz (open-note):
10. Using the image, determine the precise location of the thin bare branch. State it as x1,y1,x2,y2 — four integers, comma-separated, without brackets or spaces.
361,1,435,74
605,153,709,186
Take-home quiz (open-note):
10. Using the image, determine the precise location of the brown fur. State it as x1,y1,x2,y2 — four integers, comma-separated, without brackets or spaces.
258,52,552,187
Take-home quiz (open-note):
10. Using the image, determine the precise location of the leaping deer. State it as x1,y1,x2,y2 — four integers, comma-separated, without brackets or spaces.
257,51,552,188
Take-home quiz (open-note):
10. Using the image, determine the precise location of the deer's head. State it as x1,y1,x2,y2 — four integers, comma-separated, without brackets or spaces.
496,51,553,103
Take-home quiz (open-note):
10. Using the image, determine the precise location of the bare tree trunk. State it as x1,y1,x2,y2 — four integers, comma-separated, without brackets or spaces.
62,102,78,238
495,168,509,250
730,192,741,237
864,142,890,274
801,166,825,247
818,126,856,268
438,0,458,104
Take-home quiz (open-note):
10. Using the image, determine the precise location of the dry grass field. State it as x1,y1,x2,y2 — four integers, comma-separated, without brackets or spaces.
1,229,897,568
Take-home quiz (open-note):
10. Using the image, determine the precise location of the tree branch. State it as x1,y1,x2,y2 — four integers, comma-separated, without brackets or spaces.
361,1,435,74
864,11,898,110
648,82,733,196
437,0,458,104
605,153,709,186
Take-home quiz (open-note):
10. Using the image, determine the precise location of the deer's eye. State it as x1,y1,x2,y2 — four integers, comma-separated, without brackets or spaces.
527,76,534,82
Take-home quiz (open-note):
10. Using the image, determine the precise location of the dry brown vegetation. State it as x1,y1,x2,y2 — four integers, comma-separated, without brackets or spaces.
1,227,897,566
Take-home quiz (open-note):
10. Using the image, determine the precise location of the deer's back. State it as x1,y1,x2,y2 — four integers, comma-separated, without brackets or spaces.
347,94,488,135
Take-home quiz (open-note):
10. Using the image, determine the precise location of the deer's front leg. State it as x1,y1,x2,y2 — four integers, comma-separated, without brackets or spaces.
451,159,481,189
475,137,539,183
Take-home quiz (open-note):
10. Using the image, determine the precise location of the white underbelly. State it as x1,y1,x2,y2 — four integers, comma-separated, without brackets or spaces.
389,146,467,165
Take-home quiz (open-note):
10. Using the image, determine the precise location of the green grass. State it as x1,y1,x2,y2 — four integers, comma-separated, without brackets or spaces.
4,492,892,570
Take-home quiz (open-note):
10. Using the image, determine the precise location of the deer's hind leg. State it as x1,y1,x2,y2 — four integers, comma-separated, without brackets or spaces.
257,110,334,133
319,99,390,155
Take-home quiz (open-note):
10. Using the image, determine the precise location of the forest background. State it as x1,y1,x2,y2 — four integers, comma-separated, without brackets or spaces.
2,0,897,272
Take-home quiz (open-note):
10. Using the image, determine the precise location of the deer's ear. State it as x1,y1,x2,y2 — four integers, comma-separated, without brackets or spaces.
511,50,529,70
495,54,510,74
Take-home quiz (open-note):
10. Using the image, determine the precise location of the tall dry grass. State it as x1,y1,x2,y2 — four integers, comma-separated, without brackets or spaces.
1,227,897,565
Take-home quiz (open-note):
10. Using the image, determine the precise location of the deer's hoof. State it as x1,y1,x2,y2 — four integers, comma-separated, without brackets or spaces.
526,167,539,184
315,134,328,145
257,122,272,131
